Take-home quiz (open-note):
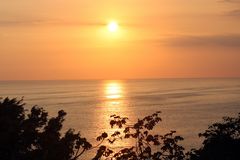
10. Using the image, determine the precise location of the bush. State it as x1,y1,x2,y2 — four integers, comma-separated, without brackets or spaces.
1,97,240,160
187,113,240,160
93,112,185,160
0,97,91,160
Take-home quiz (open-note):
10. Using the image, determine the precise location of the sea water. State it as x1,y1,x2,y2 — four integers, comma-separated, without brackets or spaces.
0,78,240,157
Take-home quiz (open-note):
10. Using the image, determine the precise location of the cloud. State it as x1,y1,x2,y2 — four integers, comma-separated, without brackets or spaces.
160,34,240,47
0,18,104,27
224,9,240,16
221,0,240,3
0,19,44,26
219,0,240,17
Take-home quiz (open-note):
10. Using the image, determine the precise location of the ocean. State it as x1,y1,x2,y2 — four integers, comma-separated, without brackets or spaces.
0,78,240,157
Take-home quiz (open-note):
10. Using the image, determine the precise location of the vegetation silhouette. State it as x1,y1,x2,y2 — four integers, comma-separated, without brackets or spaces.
93,112,185,160
0,97,91,160
187,113,240,160
0,97,239,160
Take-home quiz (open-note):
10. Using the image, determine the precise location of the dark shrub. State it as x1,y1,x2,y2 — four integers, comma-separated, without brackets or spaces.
0,97,91,160
187,113,240,160
93,112,185,160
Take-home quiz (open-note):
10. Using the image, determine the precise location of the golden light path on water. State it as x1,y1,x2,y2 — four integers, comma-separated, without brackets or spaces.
105,82,122,100
97,81,135,151
99,81,162,154
103,81,129,113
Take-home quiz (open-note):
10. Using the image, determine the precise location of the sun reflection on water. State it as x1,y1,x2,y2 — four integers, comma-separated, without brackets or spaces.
104,81,124,108
100,81,132,149
105,82,123,100
88,80,135,156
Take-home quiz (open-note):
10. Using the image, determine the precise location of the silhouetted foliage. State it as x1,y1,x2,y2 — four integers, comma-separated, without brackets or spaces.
187,113,240,160
0,97,91,160
1,97,240,160
93,112,185,160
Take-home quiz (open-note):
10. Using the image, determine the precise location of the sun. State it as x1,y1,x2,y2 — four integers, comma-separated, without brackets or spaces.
107,21,119,32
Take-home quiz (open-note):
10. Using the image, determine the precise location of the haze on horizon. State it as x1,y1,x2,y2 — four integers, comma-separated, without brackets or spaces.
0,0,240,80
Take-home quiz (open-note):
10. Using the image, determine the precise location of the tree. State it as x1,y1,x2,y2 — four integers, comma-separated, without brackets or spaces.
0,97,92,160
187,113,240,160
93,112,185,160
0,97,185,160
2,97,240,160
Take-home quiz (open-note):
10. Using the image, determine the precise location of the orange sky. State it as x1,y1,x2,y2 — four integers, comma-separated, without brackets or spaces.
0,0,240,80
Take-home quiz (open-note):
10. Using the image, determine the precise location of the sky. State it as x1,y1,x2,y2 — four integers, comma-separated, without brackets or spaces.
0,0,240,80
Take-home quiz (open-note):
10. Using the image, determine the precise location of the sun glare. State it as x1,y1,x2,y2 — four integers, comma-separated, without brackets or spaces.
107,21,119,32
105,82,122,99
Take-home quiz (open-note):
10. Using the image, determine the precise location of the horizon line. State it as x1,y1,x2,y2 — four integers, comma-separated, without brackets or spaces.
0,76,240,82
